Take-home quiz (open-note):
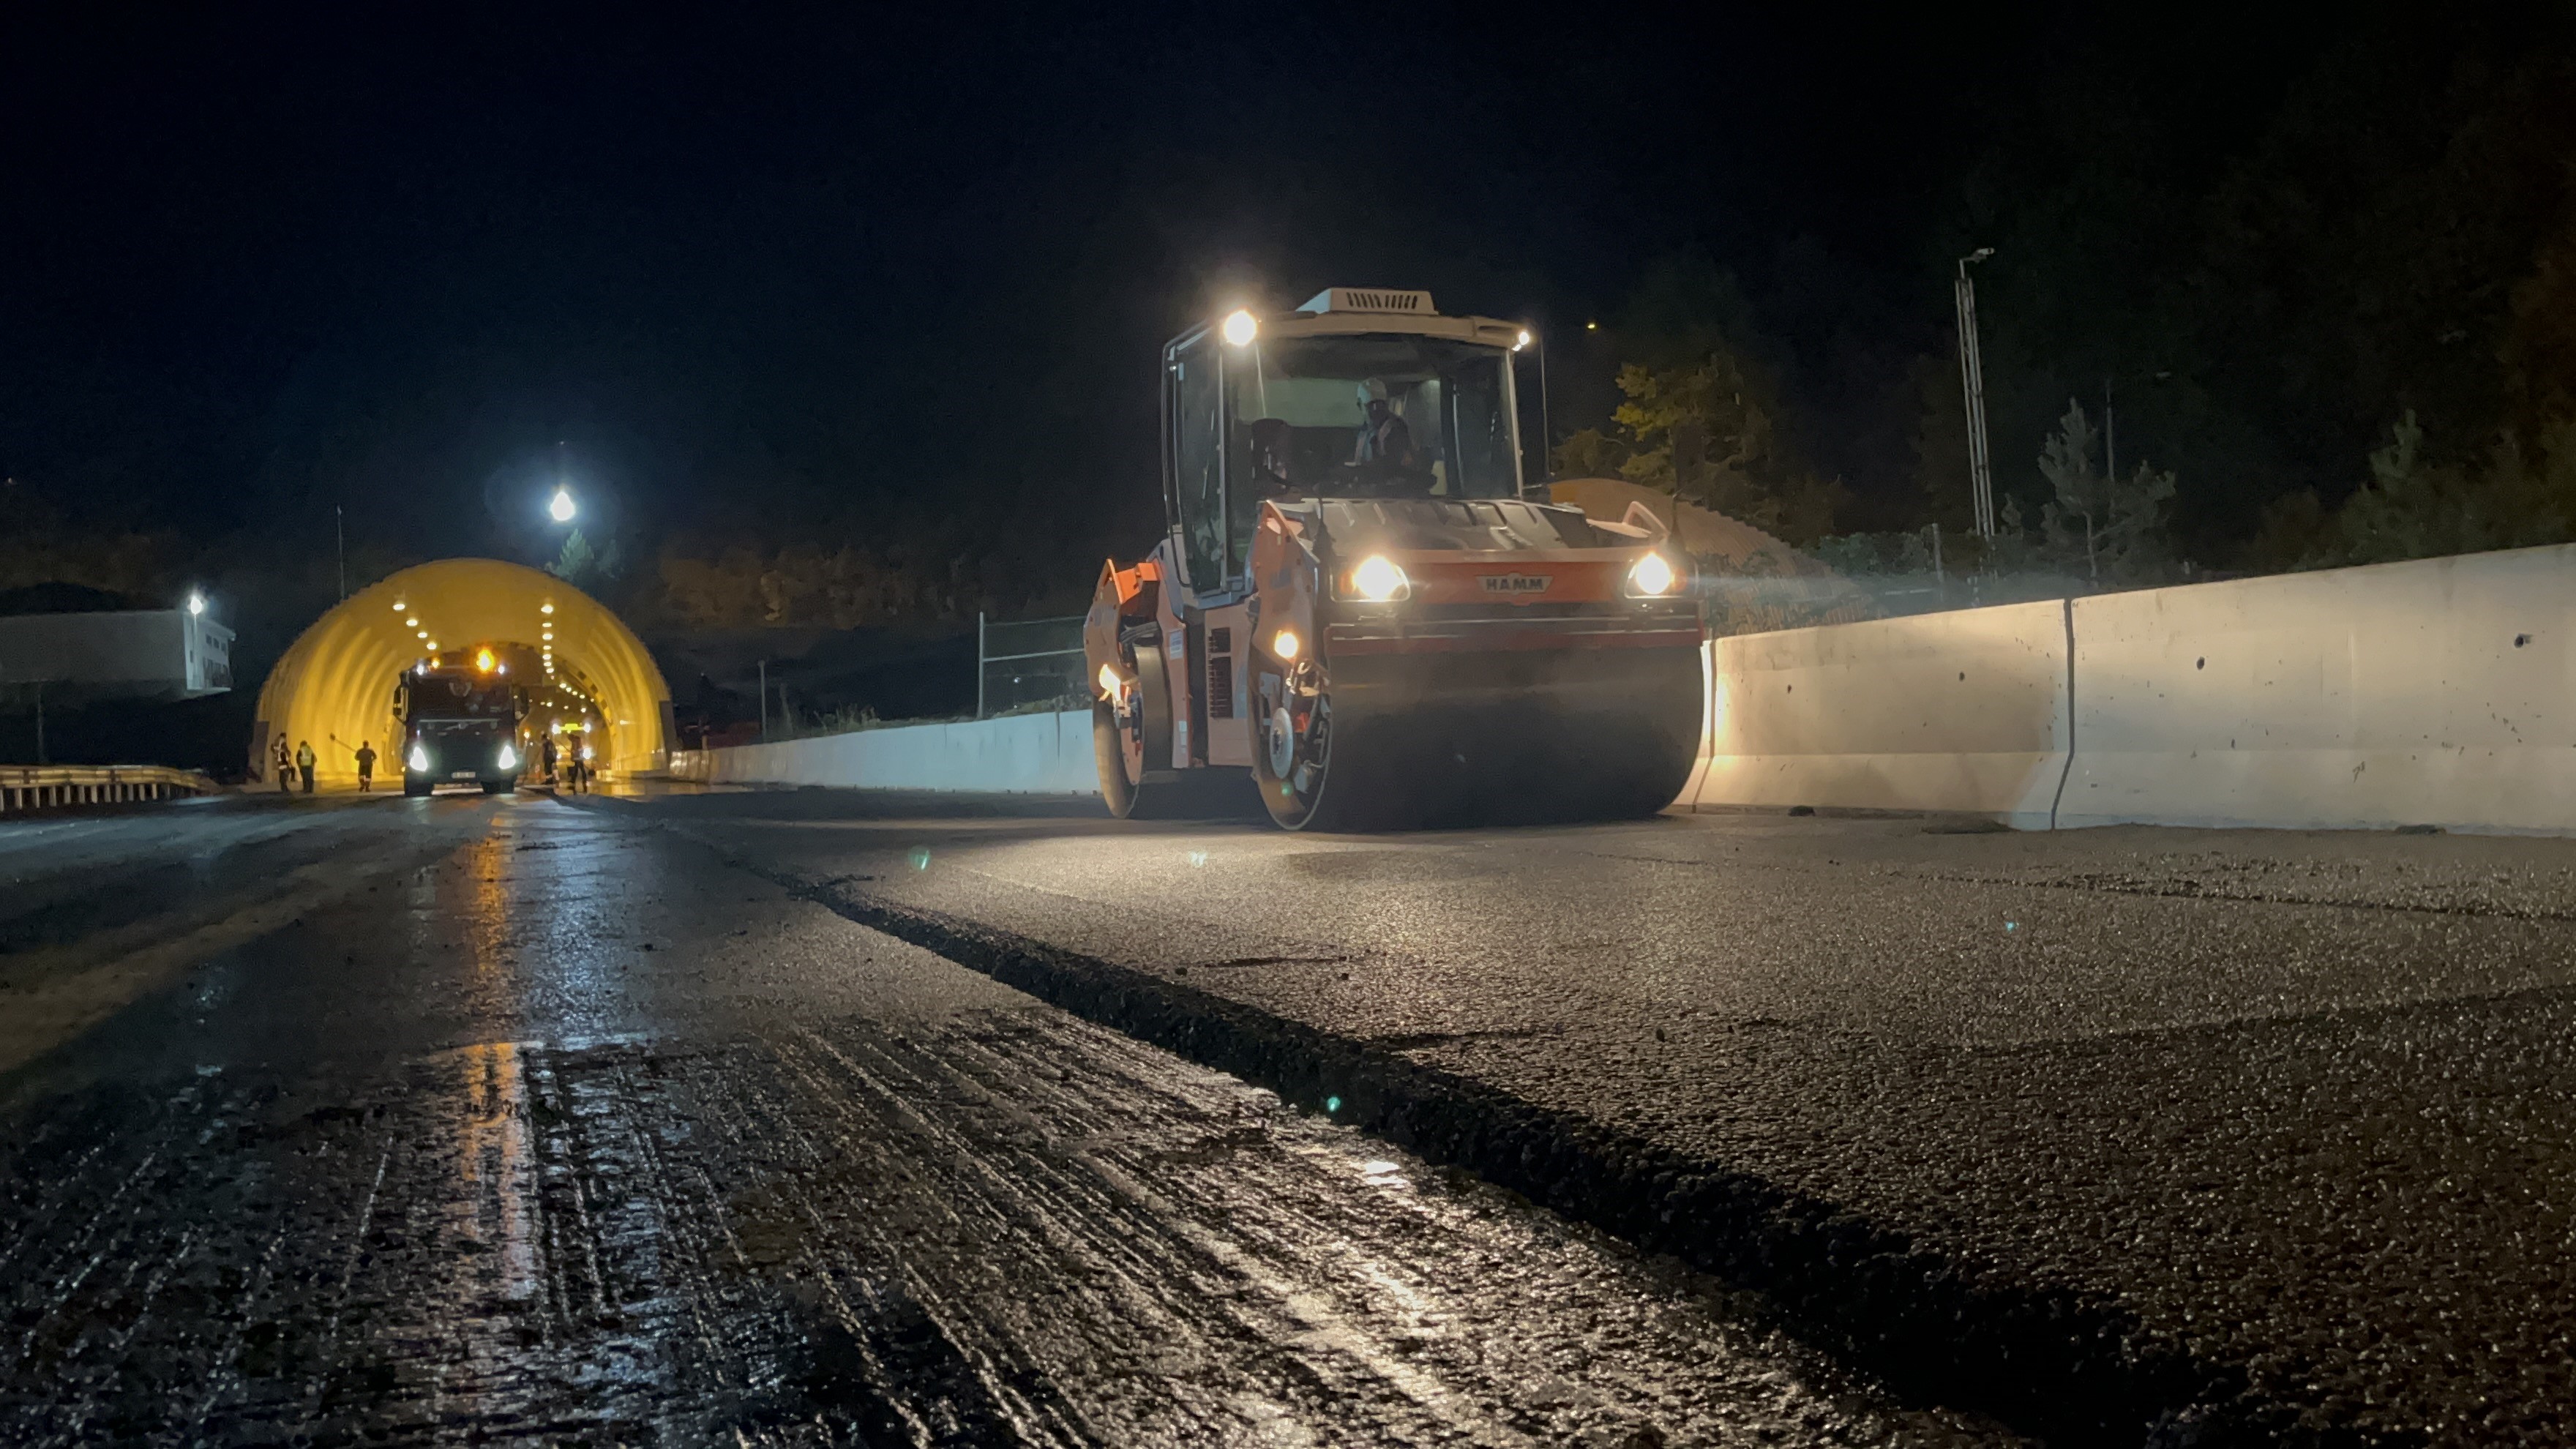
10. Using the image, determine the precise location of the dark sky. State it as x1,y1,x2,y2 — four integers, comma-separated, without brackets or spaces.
7,4,2267,579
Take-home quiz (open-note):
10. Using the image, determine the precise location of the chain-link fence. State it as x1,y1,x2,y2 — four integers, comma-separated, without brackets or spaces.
976,613,1087,716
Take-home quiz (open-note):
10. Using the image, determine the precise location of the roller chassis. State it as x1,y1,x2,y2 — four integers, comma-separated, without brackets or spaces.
1087,494,1704,831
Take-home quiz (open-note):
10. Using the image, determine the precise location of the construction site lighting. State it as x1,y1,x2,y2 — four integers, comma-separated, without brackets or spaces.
1346,555,1410,602
548,487,577,523
1624,552,1680,598
1096,664,1120,698
1221,309,1259,347
475,648,496,673
1272,629,1300,661
1513,329,1532,351
187,592,206,616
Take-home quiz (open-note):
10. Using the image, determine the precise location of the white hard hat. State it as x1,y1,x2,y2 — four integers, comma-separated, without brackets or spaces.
1356,378,1392,406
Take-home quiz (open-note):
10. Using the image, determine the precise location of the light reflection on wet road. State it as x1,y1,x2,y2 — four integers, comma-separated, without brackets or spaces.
0,794,2013,1446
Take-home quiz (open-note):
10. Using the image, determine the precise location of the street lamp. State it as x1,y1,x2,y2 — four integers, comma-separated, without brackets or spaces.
186,591,206,617
1953,247,1998,539
548,486,577,524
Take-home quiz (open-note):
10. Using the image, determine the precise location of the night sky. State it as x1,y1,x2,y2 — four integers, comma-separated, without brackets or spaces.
6,4,2318,577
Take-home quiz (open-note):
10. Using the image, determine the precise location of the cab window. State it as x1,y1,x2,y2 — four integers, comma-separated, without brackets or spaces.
1168,337,1228,590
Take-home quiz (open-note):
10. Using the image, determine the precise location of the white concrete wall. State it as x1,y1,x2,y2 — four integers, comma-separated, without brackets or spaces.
672,710,1098,794
668,546,2576,836
1690,600,2073,827
2058,545,2576,832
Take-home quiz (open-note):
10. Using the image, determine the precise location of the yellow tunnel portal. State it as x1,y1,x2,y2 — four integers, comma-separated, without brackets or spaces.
252,558,673,783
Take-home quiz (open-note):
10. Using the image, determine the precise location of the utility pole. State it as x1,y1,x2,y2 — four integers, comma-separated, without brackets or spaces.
2103,376,2116,488
1953,248,1998,538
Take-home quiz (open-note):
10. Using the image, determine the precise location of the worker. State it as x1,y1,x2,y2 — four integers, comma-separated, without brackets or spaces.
273,734,293,793
353,740,377,792
295,740,317,794
542,735,558,786
1349,378,1413,471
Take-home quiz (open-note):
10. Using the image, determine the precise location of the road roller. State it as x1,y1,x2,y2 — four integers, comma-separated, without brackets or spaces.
1085,288,1707,831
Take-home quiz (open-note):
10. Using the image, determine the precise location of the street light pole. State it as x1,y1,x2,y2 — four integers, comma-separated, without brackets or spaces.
1953,248,1998,539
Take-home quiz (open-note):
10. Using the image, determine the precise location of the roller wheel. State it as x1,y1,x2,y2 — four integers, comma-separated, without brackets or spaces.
1254,666,1379,831
1094,698,1147,817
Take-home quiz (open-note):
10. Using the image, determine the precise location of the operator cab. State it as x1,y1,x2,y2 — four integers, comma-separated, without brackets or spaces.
1166,288,1535,597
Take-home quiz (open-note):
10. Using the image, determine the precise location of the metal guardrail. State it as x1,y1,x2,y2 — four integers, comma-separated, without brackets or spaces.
0,764,221,815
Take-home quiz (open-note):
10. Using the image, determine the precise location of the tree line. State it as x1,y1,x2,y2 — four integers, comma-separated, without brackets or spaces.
1555,4,2576,581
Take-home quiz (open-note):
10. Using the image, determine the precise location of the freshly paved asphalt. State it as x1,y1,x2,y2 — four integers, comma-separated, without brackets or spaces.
0,790,2022,1447
581,787,2576,1447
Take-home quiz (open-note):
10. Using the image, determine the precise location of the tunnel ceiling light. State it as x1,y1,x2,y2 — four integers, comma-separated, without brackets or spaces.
541,602,555,615
392,599,407,611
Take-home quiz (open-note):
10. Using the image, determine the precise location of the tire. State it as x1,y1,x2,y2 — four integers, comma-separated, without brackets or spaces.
482,779,514,795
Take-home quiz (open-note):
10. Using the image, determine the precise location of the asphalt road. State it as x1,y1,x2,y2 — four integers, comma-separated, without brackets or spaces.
574,787,2576,1447
0,790,2022,1448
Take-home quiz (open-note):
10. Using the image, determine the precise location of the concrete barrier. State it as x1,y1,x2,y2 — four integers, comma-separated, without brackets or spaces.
663,546,2576,836
2058,544,2576,833
671,710,1098,795
1690,600,2073,828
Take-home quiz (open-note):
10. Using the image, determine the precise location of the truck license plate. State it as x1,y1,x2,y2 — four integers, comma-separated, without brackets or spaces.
450,770,476,779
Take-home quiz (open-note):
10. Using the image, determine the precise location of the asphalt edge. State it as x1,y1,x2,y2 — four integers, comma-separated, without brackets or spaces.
648,845,2395,1449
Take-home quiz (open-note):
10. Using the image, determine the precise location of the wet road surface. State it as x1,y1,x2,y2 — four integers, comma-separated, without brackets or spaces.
581,788,2576,1447
0,793,2016,1447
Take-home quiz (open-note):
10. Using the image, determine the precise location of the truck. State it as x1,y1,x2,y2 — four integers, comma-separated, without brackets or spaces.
1084,288,1706,831
395,652,523,796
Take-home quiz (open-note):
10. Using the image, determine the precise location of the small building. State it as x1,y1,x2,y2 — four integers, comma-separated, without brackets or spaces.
0,607,235,701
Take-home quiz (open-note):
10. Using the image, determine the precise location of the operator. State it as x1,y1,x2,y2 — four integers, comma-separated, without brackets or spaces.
1349,378,1412,471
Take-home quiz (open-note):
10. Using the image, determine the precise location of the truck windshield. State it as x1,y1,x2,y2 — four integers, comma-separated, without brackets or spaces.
1227,335,1521,505
405,673,515,720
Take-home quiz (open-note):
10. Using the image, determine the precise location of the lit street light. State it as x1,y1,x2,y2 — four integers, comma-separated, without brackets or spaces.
549,486,577,523
186,591,206,617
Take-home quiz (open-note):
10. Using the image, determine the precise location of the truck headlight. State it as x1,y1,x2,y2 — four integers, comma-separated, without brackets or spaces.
1344,555,1411,602
1623,552,1681,598
407,744,429,772
497,744,518,771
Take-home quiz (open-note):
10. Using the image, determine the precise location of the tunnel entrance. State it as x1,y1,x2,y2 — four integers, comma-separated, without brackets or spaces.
251,559,673,785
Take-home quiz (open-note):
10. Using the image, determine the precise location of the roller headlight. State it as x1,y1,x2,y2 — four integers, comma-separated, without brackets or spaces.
1623,552,1681,598
497,744,518,771
407,744,429,773
1343,554,1411,603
